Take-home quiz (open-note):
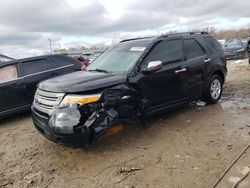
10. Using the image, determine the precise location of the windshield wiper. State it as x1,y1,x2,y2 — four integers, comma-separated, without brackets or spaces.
88,69,109,73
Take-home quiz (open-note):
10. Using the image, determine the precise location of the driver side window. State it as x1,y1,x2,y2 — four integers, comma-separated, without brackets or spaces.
146,39,184,65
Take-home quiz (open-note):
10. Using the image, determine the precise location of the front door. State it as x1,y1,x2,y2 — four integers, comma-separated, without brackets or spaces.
0,64,27,114
134,38,189,113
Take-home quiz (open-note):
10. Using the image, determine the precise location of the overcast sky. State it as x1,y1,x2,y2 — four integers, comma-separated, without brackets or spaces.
0,0,250,58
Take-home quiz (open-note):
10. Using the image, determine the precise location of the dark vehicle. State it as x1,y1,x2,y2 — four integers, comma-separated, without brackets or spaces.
241,37,250,48
241,37,250,64
0,55,82,118
31,32,227,146
223,38,248,60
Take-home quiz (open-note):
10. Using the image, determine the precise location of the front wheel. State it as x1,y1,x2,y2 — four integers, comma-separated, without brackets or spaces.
203,75,223,104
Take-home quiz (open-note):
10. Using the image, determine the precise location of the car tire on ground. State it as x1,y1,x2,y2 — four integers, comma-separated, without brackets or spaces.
203,75,223,104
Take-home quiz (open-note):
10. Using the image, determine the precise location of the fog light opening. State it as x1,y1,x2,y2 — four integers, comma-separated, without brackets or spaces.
99,123,124,140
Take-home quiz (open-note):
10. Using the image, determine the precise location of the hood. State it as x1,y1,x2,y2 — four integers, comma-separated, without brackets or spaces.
39,71,127,93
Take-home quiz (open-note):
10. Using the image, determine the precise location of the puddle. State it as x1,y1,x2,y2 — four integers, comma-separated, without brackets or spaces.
220,99,250,109
235,60,243,64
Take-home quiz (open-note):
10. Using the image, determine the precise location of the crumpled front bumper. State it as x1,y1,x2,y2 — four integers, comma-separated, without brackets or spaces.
31,106,90,146
31,104,119,146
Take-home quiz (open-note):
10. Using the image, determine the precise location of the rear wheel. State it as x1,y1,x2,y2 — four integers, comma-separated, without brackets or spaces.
203,75,223,104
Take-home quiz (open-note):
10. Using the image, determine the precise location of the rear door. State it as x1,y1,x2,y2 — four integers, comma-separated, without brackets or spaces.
183,38,208,99
20,58,55,105
0,63,27,113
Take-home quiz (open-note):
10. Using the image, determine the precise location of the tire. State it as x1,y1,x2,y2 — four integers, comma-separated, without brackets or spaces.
203,75,223,104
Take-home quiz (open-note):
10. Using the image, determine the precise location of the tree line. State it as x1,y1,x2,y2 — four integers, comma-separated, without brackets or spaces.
201,26,250,40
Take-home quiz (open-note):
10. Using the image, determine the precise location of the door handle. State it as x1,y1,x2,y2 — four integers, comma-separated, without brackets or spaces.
204,58,211,63
175,68,187,74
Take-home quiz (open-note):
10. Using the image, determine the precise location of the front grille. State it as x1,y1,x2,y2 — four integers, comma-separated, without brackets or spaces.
33,88,65,116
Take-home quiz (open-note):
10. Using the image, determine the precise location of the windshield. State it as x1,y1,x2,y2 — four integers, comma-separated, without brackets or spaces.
224,39,243,48
87,39,153,73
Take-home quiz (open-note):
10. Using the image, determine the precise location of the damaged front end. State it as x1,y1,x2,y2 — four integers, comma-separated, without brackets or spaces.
32,84,140,146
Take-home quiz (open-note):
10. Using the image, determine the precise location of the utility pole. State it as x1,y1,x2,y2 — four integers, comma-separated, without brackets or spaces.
48,38,53,54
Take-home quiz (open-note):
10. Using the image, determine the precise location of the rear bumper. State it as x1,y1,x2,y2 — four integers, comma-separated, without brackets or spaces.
31,106,89,146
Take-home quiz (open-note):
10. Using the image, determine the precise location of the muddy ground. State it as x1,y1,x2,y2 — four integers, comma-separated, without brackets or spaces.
0,59,250,188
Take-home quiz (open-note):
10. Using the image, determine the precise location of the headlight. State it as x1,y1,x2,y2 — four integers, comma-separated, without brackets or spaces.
60,94,101,106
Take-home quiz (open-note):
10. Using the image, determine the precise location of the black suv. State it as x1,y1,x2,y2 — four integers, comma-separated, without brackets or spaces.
31,32,227,145
0,55,81,118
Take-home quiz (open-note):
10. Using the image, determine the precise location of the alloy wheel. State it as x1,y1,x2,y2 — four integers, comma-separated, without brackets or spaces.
210,78,222,100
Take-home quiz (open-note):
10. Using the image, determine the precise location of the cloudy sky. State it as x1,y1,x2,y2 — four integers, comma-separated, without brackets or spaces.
0,0,250,58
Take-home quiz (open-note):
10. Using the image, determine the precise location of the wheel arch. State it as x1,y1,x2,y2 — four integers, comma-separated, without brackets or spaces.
212,70,225,84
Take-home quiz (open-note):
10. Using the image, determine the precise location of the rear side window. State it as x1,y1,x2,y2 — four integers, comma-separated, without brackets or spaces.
204,37,222,51
184,39,205,59
22,59,54,76
147,39,184,64
0,65,18,83
49,56,77,68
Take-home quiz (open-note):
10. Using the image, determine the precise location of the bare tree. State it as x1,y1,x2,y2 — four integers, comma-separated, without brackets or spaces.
203,26,216,34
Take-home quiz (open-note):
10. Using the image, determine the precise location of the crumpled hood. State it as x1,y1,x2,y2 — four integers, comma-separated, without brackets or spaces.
38,71,127,93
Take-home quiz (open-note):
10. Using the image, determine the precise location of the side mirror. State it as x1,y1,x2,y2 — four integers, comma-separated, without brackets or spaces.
142,61,163,74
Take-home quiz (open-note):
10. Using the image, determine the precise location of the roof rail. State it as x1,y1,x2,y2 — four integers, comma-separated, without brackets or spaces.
119,31,209,43
120,36,154,43
159,31,209,38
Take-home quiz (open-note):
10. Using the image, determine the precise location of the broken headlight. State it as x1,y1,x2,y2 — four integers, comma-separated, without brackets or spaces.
60,94,102,106
49,104,81,134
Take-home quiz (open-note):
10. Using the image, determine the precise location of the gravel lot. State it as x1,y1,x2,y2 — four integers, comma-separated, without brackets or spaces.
0,59,250,188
